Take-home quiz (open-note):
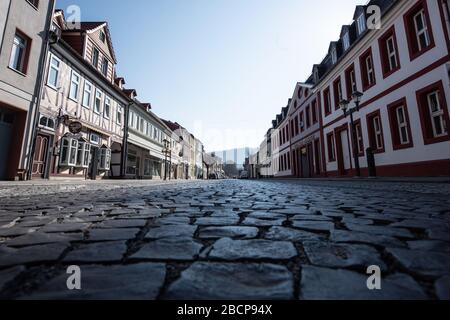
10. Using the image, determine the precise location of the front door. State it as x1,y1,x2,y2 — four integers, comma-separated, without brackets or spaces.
89,146,99,180
32,134,49,178
0,110,14,179
301,147,311,178
336,128,351,176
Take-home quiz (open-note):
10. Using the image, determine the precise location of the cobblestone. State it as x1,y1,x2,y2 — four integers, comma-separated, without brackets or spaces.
0,179,449,299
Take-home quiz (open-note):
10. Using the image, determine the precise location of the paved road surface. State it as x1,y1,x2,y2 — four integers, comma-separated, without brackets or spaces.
0,179,449,300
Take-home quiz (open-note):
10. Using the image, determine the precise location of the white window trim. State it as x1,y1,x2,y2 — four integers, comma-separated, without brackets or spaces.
366,55,375,86
94,89,103,114
59,137,78,167
357,14,366,35
117,105,123,125
427,91,447,138
343,33,350,51
82,80,93,108
413,9,430,51
99,148,112,171
373,116,383,150
75,141,91,168
47,54,61,89
355,123,363,154
396,106,410,145
90,133,101,145
69,70,81,101
104,96,111,119
386,36,398,71
9,34,27,72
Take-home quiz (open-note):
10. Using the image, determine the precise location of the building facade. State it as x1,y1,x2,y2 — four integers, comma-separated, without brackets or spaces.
0,0,54,180
34,11,128,180
255,0,450,178
124,99,176,180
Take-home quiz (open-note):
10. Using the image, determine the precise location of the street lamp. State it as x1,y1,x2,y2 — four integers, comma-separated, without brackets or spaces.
162,139,171,181
339,90,363,177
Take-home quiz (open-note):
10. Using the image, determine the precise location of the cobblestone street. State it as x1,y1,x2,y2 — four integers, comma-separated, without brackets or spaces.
0,179,449,300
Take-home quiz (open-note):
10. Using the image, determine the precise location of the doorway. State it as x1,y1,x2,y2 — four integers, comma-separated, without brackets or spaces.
0,110,14,179
32,134,50,178
335,127,351,176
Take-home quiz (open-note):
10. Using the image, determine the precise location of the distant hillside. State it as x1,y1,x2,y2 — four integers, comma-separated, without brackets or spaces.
210,147,258,169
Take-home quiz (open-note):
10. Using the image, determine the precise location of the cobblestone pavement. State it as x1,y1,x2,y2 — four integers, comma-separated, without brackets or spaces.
0,179,449,300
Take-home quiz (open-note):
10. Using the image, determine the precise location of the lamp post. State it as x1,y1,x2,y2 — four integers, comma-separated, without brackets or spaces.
339,91,363,177
162,139,171,181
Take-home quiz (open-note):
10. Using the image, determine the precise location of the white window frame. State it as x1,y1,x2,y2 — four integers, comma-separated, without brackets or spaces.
343,33,350,51
413,9,430,51
373,116,383,150
75,141,91,168
90,133,101,145
331,48,337,64
9,33,27,72
427,91,447,138
99,148,111,171
357,14,366,35
94,89,103,114
39,116,56,131
395,106,410,145
386,36,398,71
104,96,111,119
82,80,93,108
47,54,61,89
365,55,375,86
140,118,145,133
59,137,78,167
355,122,363,154
69,70,81,101
349,69,357,94
117,105,123,125
329,135,336,162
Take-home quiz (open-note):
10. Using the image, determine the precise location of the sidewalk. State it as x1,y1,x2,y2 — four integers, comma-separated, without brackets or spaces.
259,176,450,184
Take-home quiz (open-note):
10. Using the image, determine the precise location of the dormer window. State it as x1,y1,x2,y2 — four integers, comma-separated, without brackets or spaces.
101,57,108,77
99,31,106,43
357,14,366,35
92,47,99,68
331,47,337,64
343,32,350,51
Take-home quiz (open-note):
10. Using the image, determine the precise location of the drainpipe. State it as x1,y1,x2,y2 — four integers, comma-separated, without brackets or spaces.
120,101,132,178
26,0,56,180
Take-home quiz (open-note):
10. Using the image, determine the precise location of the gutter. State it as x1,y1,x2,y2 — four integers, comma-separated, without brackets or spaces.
26,0,56,180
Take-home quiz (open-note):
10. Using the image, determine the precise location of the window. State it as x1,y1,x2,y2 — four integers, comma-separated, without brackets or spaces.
99,147,111,171
312,100,318,124
327,132,336,162
92,47,99,68
416,81,450,145
76,141,91,168
367,110,385,153
27,0,39,8
9,31,31,74
388,98,413,150
59,137,78,167
90,133,101,145
146,122,152,136
345,64,357,99
359,48,376,91
343,32,350,51
47,54,60,88
333,77,343,110
378,26,401,78
357,14,366,35
104,96,111,119
300,112,304,132
287,152,291,170
306,106,311,128
101,57,108,77
69,70,80,101
404,0,434,60
354,120,364,156
39,116,55,131
323,88,332,116
82,81,93,108
331,47,337,64
117,105,123,125
94,89,102,114
140,118,145,133
294,116,299,136
99,30,106,43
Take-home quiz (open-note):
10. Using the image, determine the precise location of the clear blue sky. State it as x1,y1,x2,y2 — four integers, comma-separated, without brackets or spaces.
57,0,365,152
